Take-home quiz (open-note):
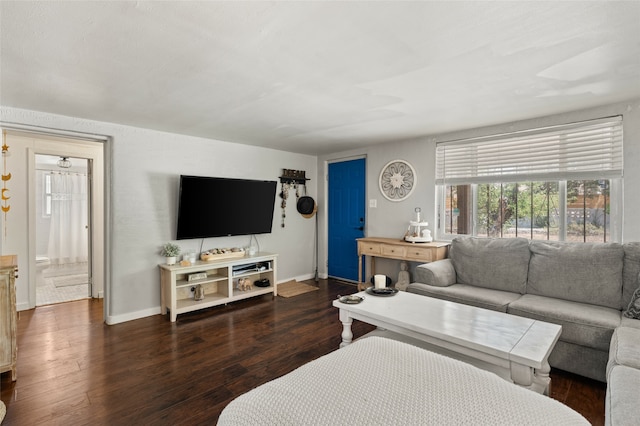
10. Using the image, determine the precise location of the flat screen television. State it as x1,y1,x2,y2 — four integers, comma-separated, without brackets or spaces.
176,175,277,240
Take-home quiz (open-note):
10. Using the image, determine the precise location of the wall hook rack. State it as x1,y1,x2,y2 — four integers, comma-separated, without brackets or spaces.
278,169,310,227
279,168,309,185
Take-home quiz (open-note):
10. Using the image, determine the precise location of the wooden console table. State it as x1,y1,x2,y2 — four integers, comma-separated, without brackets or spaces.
357,237,449,290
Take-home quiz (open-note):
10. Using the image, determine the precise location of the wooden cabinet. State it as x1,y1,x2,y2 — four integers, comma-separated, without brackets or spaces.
0,255,18,381
159,252,278,322
357,238,449,290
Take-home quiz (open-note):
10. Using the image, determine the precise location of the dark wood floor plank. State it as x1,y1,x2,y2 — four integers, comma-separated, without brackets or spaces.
1,279,606,425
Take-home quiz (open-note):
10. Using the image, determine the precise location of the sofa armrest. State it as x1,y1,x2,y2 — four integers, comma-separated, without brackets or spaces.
415,259,457,287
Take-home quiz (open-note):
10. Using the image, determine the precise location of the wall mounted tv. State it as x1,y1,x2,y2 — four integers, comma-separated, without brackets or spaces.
176,175,277,240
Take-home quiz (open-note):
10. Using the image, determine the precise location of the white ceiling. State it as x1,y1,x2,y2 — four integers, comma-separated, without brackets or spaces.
1,1,639,156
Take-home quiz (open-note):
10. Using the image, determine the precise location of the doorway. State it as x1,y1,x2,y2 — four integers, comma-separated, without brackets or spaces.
327,158,366,282
0,129,106,314
34,154,91,305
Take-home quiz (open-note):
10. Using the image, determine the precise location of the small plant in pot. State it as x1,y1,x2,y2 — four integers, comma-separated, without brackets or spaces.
161,243,181,265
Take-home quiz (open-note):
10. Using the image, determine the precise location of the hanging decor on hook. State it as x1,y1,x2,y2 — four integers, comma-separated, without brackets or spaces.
279,169,310,227
1,130,11,237
279,182,290,228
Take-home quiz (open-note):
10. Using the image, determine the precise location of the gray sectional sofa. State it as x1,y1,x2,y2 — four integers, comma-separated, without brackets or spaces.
606,326,640,425
406,237,640,424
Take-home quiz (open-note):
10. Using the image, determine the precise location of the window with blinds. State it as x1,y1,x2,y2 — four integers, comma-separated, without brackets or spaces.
436,116,623,243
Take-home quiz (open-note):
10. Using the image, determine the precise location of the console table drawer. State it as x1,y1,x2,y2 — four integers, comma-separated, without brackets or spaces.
359,243,381,256
405,246,433,262
381,244,406,258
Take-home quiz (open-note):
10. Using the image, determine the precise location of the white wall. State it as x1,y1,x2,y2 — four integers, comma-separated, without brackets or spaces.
1,106,317,324
317,99,640,282
3,99,638,322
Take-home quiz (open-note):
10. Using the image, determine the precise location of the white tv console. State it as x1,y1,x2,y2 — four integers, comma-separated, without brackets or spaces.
159,252,278,322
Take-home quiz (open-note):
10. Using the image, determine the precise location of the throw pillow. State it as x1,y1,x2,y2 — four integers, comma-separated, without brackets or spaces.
623,272,640,319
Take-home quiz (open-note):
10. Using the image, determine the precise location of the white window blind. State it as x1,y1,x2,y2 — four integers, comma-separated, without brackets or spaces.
436,116,623,185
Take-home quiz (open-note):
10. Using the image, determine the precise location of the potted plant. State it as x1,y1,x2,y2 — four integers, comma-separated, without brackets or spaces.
161,242,181,265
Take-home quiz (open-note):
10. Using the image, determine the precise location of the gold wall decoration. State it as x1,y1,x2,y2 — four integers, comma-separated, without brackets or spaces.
1,130,10,236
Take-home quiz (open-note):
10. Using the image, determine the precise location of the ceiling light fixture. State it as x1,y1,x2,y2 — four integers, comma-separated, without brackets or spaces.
57,157,71,168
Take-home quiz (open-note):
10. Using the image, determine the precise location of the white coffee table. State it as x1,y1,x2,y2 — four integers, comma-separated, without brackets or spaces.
333,290,561,395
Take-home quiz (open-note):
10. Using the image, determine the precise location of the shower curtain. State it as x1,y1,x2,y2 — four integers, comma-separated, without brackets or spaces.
47,172,88,265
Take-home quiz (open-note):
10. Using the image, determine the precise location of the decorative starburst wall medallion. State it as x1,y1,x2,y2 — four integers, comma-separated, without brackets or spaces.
379,160,416,202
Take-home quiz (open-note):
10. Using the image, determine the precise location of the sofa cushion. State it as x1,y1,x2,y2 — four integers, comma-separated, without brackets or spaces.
605,365,640,426
527,241,624,310
406,283,521,313
449,237,530,294
619,316,640,330
507,294,620,351
623,242,640,308
607,327,640,378
414,259,456,287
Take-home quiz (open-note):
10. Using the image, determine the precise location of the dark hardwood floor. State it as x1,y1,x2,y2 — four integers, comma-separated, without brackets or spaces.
1,279,606,425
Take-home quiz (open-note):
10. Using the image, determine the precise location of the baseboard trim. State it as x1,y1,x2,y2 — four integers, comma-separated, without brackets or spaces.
106,306,162,325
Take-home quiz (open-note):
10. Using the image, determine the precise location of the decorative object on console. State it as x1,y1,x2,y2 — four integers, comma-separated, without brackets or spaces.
182,250,197,264
379,159,415,202
200,247,245,261
161,242,181,265
237,277,252,291
404,207,432,243
194,284,204,300
254,278,270,287
187,272,208,282
247,235,259,256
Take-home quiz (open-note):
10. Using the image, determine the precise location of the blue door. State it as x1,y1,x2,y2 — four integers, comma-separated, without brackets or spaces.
328,158,366,281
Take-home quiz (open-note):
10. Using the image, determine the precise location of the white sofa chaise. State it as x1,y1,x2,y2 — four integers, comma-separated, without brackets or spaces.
218,336,588,425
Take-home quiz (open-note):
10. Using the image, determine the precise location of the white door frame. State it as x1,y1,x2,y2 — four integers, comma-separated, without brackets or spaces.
26,136,105,309
0,122,110,322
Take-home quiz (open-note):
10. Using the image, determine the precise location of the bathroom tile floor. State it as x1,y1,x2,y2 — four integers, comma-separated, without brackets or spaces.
36,262,90,306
